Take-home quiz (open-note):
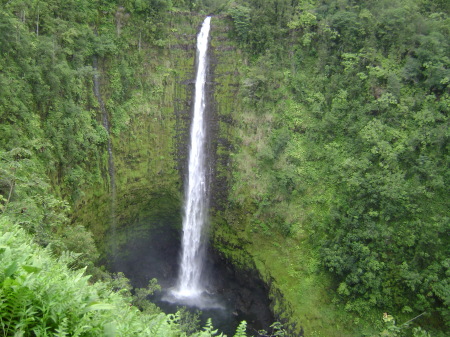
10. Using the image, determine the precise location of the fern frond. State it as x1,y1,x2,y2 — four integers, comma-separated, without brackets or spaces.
233,320,247,337
54,317,69,337
195,318,222,336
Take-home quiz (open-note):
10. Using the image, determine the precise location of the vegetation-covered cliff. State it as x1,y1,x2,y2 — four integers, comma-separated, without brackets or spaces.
0,0,448,336
215,0,449,335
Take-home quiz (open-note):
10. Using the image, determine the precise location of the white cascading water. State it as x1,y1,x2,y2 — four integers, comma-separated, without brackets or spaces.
174,16,212,299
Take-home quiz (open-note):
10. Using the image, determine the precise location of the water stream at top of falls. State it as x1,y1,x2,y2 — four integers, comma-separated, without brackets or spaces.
174,16,212,300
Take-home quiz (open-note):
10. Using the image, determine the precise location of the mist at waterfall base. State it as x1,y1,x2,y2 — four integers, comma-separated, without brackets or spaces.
107,221,274,336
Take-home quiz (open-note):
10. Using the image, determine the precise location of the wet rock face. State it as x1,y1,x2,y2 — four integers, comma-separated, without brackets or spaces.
108,224,180,289
208,254,275,331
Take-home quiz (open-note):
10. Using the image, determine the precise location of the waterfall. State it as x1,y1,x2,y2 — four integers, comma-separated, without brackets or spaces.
174,16,212,298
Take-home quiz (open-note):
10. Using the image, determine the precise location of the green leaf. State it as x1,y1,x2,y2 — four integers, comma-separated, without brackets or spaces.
85,302,115,311
21,265,42,274
104,322,116,337
4,261,18,278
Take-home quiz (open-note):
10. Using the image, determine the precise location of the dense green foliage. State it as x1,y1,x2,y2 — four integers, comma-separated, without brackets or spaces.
0,217,253,336
0,0,191,258
0,1,253,335
222,0,449,334
0,0,448,335
0,0,212,335
0,0,109,276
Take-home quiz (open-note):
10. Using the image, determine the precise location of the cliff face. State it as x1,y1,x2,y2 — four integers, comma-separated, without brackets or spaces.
73,13,279,333
72,13,319,334
73,13,204,253
73,13,247,262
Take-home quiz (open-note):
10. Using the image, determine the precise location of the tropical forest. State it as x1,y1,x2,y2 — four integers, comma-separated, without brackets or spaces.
0,0,448,336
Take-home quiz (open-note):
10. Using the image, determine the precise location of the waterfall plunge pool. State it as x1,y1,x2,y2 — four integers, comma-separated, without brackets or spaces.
105,218,274,336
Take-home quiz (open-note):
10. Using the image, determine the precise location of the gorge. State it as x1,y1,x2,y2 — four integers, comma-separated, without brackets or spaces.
105,15,275,335
0,1,448,336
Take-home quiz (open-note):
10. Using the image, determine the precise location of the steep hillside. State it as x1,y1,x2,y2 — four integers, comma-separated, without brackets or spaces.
212,0,449,336
0,1,448,336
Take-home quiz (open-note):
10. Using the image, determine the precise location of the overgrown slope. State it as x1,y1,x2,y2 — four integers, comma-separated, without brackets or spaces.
212,0,449,335
0,217,251,336
0,0,448,336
